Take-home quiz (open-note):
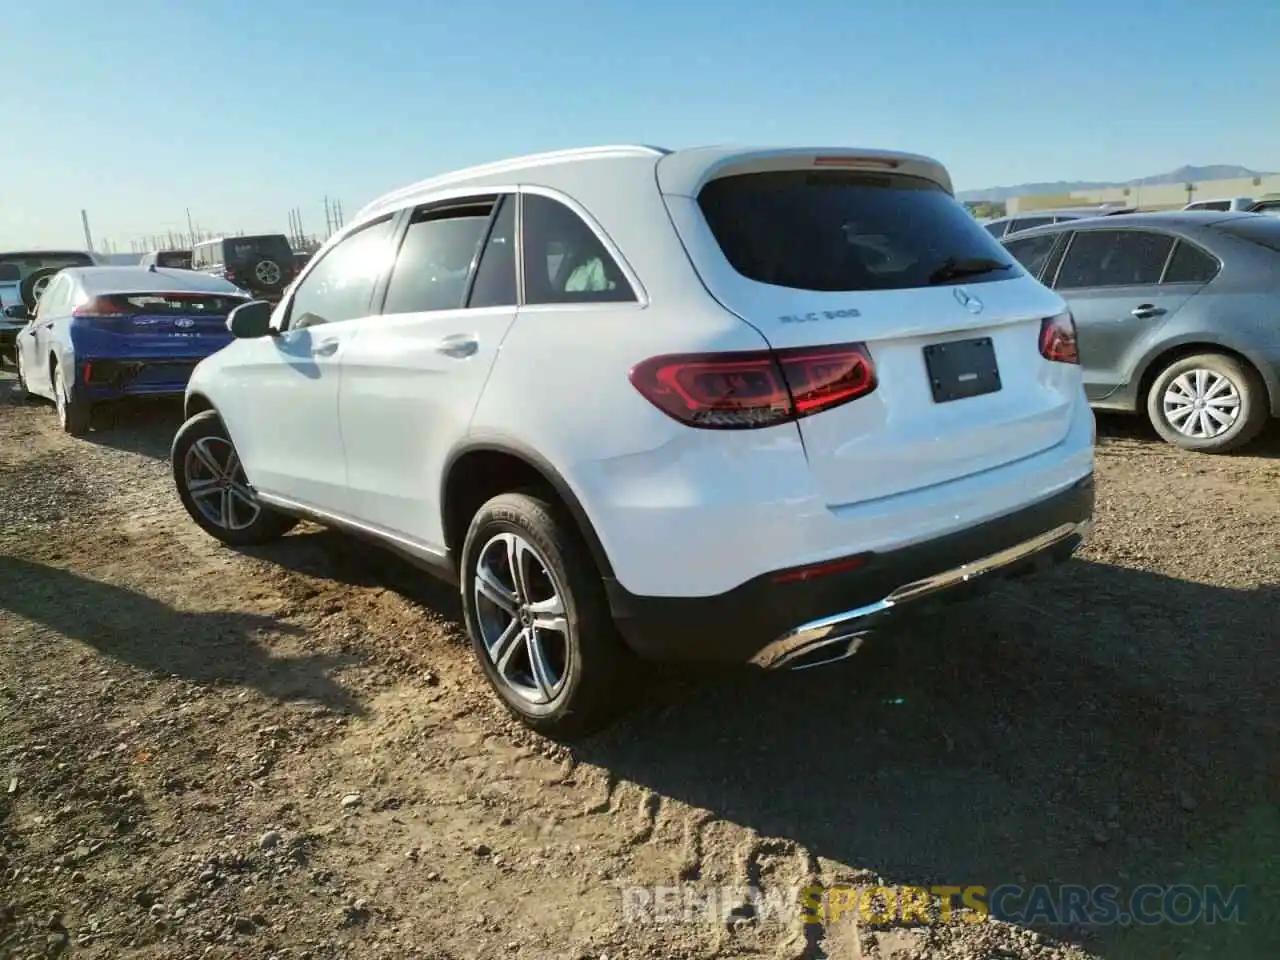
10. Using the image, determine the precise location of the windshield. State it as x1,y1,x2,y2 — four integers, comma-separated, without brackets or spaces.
1212,217,1280,253
697,170,1015,291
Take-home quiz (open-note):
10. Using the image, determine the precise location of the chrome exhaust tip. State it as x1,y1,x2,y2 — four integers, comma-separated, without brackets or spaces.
771,632,868,671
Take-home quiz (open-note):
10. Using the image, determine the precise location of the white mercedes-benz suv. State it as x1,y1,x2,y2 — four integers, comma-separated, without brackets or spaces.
172,145,1095,736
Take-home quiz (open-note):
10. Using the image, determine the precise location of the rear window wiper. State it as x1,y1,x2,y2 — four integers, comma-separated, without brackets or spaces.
927,257,1014,284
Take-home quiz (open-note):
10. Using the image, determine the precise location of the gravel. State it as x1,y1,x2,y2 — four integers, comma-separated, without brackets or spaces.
1,371,1277,958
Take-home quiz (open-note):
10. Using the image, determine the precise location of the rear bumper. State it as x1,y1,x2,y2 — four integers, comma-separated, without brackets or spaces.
74,357,204,400
607,472,1095,665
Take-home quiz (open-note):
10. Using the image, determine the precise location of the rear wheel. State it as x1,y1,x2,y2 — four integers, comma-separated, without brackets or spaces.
172,410,298,545
460,490,635,738
13,348,33,401
51,361,91,436
1146,353,1268,453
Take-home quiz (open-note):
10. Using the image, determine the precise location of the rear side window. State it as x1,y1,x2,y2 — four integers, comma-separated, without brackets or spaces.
1008,216,1053,234
1004,233,1061,280
382,200,495,314
697,171,1014,291
156,251,192,269
467,197,517,308
1212,217,1280,253
984,221,1008,238
520,194,635,304
1054,230,1175,289
1161,241,1220,284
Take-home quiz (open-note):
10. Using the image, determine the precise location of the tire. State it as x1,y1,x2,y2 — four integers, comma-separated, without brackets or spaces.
250,257,285,294
20,268,60,310
171,410,299,545
51,361,91,436
1146,352,1269,453
460,490,635,738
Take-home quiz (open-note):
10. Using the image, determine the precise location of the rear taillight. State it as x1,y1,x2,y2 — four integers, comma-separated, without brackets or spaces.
629,342,877,430
72,297,132,319
1039,311,1079,364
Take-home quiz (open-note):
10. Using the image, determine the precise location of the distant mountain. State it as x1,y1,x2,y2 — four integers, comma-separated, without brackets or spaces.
958,165,1272,203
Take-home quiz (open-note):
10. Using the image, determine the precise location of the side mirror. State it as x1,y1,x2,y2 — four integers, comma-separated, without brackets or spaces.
227,300,276,339
2,304,30,320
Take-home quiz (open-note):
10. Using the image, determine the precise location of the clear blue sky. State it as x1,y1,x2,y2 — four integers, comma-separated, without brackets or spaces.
4,0,1278,249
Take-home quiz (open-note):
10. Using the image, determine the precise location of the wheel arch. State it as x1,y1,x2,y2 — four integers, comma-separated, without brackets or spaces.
184,391,218,420
441,440,614,579
1135,338,1278,419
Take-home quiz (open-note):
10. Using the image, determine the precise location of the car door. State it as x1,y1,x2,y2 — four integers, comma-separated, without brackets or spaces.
1047,228,1200,401
337,193,519,550
218,215,399,514
26,274,71,395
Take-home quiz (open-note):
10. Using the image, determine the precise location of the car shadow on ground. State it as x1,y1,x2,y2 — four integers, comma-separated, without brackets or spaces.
80,397,187,460
570,559,1279,958
0,555,366,715
1096,409,1280,459
237,526,465,622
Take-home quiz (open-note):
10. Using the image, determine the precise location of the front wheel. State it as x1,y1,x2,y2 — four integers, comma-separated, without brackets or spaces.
171,410,298,545
1146,353,1268,453
460,490,636,738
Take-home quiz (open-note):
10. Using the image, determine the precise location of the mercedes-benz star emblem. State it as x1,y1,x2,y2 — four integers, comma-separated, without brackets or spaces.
954,287,984,315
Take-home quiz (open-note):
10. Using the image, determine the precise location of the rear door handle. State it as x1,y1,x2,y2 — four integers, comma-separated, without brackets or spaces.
1130,304,1165,319
312,339,340,357
437,333,479,358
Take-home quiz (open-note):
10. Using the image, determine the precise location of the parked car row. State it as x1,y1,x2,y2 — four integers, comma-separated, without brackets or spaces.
4,144,1275,736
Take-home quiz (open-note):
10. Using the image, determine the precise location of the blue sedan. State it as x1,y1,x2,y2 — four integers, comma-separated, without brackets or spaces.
7,265,251,435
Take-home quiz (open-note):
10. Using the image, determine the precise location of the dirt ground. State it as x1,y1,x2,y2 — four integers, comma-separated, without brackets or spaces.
1,368,1277,960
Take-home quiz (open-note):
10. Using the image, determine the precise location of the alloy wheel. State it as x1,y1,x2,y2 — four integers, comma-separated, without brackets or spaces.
183,436,262,531
473,532,570,705
1161,369,1241,439
31,274,52,301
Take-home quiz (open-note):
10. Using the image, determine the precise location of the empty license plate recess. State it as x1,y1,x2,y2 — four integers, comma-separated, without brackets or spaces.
923,337,1001,403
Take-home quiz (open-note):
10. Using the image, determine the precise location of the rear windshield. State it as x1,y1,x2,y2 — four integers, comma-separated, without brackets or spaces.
225,236,292,262
156,251,192,269
0,252,93,282
697,171,1015,291
1212,217,1280,252
104,293,247,314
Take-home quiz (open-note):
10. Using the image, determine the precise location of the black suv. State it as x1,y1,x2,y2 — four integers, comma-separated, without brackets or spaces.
190,234,297,302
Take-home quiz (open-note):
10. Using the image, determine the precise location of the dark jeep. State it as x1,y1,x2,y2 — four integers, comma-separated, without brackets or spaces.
190,234,297,302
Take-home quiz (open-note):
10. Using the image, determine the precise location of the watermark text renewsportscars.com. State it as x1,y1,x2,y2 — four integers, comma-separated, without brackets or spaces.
620,883,1249,927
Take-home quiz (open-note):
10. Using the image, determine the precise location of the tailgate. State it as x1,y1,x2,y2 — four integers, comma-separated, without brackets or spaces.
658,153,1079,508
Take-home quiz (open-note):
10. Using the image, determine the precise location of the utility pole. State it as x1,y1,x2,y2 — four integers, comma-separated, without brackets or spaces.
186,208,195,247
334,200,343,227
324,196,333,237
295,207,305,247
81,210,95,252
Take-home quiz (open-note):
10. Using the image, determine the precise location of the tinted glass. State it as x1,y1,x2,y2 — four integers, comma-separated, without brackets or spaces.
288,217,396,328
1008,216,1053,234
102,293,247,314
521,193,635,303
468,196,517,308
984,221,1008,238
1054,230,1175,289
156,251,192,269
225,235,293,264
1004,233,1060,280
1162,241,1220,284
383,202,494,314
1212,217,1280,252
698,171,1014,291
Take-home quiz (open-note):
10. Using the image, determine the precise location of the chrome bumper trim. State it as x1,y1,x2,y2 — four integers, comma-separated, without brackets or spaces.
750,519,1092,670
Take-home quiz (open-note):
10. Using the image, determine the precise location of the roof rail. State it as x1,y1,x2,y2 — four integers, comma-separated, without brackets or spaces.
354,144,671,222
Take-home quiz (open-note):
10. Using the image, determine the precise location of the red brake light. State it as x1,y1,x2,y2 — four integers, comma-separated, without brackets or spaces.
72,297,132,319
629,342,878,429
1039,311,1079,364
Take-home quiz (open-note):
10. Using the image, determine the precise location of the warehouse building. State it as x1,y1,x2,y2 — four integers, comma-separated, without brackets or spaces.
1007,173,1280,213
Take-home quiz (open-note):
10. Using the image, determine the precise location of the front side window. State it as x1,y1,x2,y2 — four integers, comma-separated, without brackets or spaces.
1003,232,1061,281
1054,230,1175,290
521,193,635,304
286,217,396,328
382,200,496,314
697,170,1015,291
